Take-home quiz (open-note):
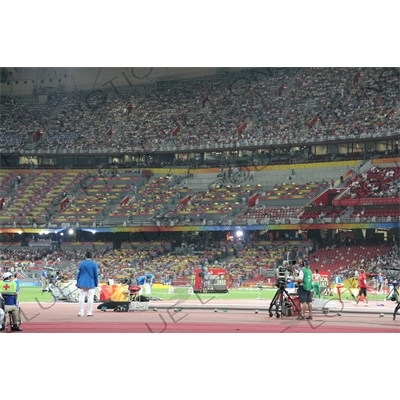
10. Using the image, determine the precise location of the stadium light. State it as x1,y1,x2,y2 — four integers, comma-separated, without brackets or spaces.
68,229,74,235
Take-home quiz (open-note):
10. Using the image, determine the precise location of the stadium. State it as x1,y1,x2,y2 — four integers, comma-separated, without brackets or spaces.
1,67,400,333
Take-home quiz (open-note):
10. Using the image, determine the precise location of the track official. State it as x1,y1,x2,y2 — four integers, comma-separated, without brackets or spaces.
77,251,98,317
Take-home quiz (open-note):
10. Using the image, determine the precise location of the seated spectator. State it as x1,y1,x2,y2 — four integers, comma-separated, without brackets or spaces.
1,272,23,331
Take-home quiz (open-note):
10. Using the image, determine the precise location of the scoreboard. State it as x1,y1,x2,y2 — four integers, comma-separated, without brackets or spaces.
193,268,228,293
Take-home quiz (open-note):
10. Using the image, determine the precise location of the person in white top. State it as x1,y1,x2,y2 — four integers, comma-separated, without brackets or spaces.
313,269,321,299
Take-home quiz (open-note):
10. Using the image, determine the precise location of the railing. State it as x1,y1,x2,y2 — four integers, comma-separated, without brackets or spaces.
2,215,398,229
1,130,398,155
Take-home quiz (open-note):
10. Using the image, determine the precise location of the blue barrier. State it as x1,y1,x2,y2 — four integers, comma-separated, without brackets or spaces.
20,282,41,287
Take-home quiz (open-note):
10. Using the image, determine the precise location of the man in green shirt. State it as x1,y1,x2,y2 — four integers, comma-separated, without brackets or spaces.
296,260,313,320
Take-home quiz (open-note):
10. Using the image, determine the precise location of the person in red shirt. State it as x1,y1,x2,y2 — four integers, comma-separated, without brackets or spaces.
354,268,368,306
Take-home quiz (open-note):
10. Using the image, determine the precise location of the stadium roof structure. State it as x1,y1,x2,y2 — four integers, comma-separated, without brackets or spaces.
0,67,242,93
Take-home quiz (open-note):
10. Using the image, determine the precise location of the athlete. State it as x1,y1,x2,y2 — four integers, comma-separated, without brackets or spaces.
354,268,368,306
312,269,321,299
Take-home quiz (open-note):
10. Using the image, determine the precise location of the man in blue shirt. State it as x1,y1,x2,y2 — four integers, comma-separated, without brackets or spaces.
136,275,146,295
136,275,146,286
145,273,154,284
377,273,384,294
77,251,98,317
41,268,48,292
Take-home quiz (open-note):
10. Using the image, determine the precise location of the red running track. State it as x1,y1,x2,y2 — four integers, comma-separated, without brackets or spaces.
12,302,400,333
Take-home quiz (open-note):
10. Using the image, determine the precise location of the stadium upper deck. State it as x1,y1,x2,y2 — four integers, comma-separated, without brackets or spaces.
1,67,399,156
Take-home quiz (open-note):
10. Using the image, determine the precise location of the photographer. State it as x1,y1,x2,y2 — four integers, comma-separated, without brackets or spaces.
296,260,313,320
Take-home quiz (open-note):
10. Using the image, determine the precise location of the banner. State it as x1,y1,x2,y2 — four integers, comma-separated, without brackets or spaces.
120,196,130,206
307,116,318,129
172,126,180,136
237,122,247,137
318,271,330,288
333,197,400,206
99,285,119,301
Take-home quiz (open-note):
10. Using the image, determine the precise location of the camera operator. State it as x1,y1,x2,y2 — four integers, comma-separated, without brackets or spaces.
296,260,313,320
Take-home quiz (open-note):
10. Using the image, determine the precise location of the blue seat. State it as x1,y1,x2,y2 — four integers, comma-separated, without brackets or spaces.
2,292,17,306
0,292,18,332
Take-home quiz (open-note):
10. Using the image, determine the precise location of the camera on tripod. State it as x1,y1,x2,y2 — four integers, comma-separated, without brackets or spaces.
275,260,294,289
269,260,302,319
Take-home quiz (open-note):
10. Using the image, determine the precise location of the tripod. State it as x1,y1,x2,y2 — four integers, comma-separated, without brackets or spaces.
268,283,302,319
339,279,358,302
393,298,400,320
386,283,399,301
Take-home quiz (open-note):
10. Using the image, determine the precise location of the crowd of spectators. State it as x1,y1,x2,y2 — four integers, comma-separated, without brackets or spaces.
0,239,306,283
1,68,399,152
343,166,400,199
0,244,225,283
0,94,59,148
2,165,398,228
1,241,398,291
328,244,399,282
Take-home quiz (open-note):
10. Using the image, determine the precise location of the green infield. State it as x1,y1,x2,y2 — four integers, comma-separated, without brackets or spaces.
18,287,53,302
17,286,390,303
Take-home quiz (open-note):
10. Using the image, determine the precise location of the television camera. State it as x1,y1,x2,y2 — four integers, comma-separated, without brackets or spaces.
275,260,296,289
42,266,76,302
381,267,400,286
269,260,308,319
380,267,400,302
389,269,400,320
46,267,67,285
